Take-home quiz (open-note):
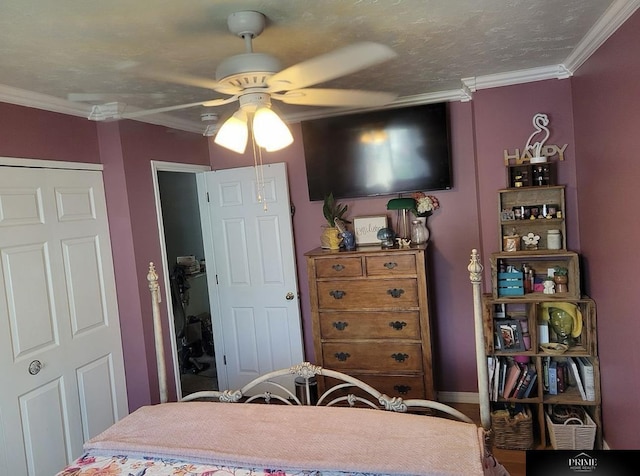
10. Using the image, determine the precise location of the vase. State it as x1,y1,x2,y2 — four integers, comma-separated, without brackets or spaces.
320,226,341,250
553,274,568,293
411,216,430,244
548,307,574,346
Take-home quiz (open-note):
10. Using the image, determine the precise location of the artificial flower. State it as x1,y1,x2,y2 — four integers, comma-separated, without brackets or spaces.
412,192,440,217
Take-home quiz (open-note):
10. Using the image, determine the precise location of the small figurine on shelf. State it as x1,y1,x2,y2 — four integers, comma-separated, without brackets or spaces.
543,277,556,294
522,232,540,250
340,231,356,251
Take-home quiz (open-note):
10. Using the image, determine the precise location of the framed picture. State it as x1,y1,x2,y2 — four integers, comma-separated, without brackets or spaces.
352,215,388,245
496,319,525,352
500,209,516,221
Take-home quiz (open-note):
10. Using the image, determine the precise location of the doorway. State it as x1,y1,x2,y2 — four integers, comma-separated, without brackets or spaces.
151,162,217,397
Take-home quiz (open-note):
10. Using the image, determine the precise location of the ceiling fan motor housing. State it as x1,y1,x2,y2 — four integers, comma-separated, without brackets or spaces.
215,53,282,90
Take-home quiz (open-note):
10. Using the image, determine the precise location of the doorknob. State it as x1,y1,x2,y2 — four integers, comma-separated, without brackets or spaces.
286,292,295,301
28,360,42,375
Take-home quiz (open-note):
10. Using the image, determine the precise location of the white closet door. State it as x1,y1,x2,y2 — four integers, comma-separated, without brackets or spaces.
0,166,128,476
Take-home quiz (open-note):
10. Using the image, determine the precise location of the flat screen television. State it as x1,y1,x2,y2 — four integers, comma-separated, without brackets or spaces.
301,103,452,201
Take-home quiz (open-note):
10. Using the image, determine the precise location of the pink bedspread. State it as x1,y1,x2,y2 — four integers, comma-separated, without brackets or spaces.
80,401,485,475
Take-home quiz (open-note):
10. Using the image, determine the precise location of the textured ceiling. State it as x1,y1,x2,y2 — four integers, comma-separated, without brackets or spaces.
0,0,636,133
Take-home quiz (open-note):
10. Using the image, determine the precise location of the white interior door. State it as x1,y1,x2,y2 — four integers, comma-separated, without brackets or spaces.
197,162,304,392
0,165,128,476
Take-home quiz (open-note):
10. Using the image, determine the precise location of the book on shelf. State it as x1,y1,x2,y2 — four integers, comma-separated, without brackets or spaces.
577,356,596,401
499,359,507,397
523,372,538,398
492,358,501,402
548,360,558,395
515,364,537,399
542,356,550,392
557,361,568,393
502,360,523,398
567,357,587,400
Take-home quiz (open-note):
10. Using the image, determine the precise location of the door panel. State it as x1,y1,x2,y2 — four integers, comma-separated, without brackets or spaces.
0,166,128,476
198,163,304,393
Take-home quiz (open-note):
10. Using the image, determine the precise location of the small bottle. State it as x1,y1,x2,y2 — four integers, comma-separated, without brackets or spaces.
522,264,531,292
528,269,535,293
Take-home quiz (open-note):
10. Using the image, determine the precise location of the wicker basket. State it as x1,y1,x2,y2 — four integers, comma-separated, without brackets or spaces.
491,407,533,450
546,413,596,450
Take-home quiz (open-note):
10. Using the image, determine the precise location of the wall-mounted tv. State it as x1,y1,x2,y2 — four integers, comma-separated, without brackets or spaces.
301,103,452,201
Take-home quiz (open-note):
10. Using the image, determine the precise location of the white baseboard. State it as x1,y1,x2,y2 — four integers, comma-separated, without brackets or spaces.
438,391,479,404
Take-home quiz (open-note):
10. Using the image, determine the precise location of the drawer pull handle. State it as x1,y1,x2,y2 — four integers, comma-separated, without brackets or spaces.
332,321,348,331
389,321,407,330
394,384,412,395
384,262,397,269
391,353,409,363
387,288,405,298
334,352,350,362
332,264,345,271
329,290,346,300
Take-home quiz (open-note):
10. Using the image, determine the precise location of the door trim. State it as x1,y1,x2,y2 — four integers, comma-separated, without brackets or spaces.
150,161,211,397
0,156,102,170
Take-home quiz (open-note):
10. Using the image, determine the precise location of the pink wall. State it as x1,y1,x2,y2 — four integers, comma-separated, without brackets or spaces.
108,121,211,407
571,9,640,449
472,80,579,259
0,104,99,161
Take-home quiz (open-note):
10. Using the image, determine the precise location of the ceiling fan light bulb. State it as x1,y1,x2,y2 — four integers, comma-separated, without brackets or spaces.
253,107,293,151
214,111,248,153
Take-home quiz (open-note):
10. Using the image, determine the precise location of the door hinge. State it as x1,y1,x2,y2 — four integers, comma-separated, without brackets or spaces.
216,274,219,285
206,192,210,202
223,355,227,365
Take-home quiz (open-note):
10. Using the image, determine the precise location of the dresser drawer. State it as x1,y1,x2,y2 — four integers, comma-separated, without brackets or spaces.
317,279,418,309
315,257,363,278
365,254,417,276
323,374,426,400
322,342,423,371
319,311,420,339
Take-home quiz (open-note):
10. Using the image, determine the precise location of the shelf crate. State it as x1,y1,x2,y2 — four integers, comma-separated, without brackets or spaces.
491,251,580,300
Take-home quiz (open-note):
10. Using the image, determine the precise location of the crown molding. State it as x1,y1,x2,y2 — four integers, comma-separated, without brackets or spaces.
0,84,92,118
0,84,205,134
563,0,640,73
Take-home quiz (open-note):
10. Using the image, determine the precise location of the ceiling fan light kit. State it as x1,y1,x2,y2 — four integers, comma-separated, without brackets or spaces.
214,110,248,153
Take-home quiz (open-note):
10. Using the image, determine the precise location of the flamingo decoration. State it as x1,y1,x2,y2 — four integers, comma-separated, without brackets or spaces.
524,113,550,161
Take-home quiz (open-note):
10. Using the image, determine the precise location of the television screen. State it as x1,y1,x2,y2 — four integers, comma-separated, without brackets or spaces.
301,103,452,201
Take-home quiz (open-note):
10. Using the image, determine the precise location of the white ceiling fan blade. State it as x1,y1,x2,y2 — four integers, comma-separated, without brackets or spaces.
68,92,167,102
267,42,397,92
128,67,242,95
275,88,397,107
120,96,238,120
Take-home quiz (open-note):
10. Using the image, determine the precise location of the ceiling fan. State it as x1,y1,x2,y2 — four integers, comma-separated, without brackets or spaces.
88,10,398,152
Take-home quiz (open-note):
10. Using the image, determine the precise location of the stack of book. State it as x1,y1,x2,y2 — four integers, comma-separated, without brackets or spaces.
488,357,538,401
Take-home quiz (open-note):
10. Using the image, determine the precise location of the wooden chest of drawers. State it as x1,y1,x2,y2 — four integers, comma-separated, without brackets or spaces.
305,246,434,400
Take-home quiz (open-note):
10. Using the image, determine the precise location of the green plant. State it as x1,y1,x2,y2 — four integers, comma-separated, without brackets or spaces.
323,193,350,227
553,266,568,276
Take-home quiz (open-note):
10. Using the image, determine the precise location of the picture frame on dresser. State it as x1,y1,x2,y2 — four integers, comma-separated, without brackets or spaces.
352,215,387,245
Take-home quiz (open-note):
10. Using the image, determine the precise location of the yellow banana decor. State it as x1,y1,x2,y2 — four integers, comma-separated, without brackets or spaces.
539,302,583,338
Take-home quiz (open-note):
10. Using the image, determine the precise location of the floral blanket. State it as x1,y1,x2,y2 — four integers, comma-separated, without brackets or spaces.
57,453,367,476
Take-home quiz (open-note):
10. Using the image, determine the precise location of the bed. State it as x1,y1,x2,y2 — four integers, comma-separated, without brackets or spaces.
57,250,506,476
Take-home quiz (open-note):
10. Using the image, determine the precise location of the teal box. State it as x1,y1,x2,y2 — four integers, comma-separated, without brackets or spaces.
497,271,524,296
